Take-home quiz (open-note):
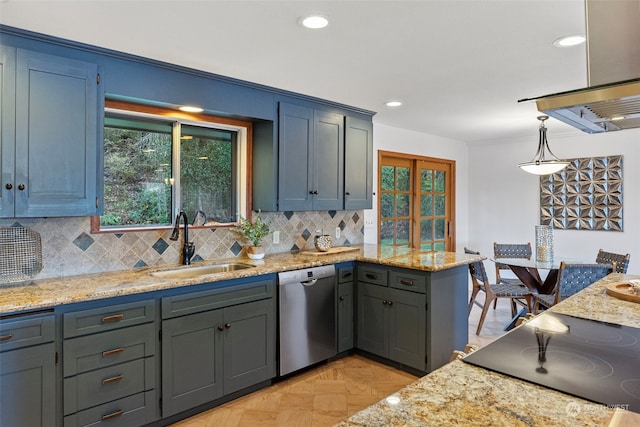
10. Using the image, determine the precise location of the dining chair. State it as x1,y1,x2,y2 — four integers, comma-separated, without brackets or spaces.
493,242,532,285
532,262,614,313
466,250,532,335
595,249,630,274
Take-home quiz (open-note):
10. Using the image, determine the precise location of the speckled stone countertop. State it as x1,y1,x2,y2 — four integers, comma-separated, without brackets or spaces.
0,244,481,315
336,272,640,427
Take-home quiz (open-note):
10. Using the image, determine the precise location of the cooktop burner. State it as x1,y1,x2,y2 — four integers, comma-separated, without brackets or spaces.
463,312,640,413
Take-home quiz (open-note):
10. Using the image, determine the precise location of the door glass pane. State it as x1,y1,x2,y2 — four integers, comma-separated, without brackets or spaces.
435,218,445,239
420,219,433,241
421,194,433,216
396,167,410,191
381,166,395,191
396,220,410,245
420,243,433,251
381,193,395,218
435,170,445,192
180,125,236,223
435,195,445,216
380,220,395,245
434,241,445,251
396,194,410,217
421,169,433,192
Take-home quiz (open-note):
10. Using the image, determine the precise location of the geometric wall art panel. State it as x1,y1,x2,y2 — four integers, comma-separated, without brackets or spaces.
540,155,623,231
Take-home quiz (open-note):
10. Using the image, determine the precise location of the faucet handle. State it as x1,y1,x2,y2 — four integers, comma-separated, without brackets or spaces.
184,242,196,262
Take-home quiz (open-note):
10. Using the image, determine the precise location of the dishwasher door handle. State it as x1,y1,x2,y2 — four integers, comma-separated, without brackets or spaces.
300,278,318,286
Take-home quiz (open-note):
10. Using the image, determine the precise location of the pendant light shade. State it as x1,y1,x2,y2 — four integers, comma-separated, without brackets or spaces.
518,116,569,175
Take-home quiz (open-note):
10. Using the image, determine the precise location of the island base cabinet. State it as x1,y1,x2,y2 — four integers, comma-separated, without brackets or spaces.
337,281,354,353
161,298,275,417
63,390,156,427
0,342,56,427
357,282,426,372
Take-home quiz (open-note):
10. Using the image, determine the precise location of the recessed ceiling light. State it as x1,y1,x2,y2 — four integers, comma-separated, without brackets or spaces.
385,100,403,108
301,15,329,29
553,34,586,47
179,105,204,113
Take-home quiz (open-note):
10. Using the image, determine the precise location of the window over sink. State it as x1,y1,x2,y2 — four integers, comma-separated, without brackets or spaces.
93,100,252,232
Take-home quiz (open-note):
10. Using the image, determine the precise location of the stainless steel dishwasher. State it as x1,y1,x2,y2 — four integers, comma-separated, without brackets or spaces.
278,264,336,376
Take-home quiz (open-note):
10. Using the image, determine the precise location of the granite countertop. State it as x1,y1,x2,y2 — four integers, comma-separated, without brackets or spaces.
0,244,482,315
336,273,640,427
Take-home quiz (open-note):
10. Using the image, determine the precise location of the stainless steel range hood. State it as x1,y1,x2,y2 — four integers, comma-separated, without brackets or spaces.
529,0,640,133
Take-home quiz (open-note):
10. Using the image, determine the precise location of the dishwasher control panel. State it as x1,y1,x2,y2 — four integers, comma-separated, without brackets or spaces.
277,265,335,285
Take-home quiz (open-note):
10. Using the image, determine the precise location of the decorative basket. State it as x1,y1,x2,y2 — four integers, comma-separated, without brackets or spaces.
314,234,333,252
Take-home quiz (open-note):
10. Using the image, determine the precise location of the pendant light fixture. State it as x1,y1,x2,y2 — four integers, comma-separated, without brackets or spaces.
518,115,569,175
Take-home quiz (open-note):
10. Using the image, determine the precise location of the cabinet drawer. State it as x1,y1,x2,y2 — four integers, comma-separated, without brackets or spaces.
0,313,55,351
64,300,155,338
64,357,155,414
337,266,354,283
357,265,388,286
64,323,156,377
390,270,427,293
162,278,275,319
64,390,157,427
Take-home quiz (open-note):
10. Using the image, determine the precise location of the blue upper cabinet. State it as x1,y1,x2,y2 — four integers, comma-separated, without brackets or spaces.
0,46,16,218
345,116,373,210
278,101,344,211
1,46,101,217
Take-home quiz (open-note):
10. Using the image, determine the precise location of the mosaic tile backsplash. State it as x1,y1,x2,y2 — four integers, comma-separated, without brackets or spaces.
0,211,364,281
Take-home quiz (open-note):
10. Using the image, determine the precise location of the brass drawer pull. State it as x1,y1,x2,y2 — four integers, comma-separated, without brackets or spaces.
102,410,124,421
0,334,13,341
101,314,124,323
102,374,124,385
400,279,414,286
341,271,353,279
102,347,124,357
365,273,378,280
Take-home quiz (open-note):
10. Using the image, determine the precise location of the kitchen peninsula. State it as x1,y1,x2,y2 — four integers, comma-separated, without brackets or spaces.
336,272,640,427
0,245,479,427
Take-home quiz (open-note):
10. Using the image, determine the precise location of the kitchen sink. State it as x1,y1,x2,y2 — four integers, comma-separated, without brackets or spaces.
149,262,255,279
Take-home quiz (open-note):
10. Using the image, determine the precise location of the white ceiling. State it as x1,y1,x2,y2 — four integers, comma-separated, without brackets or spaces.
0,0,590,144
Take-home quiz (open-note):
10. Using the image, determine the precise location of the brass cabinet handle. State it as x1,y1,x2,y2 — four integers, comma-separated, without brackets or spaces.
382,300,388,305
341,271,353,279
4,183,12,190
18,183,25,191
225,323,231,329
339,296,345,301
217,325,224,331
102,374,124,385
102,410,124,421
387,301,393,306
102,347,124,357
365,273,377,280
101,313,124,323
0,334,13,341
400,279,414,286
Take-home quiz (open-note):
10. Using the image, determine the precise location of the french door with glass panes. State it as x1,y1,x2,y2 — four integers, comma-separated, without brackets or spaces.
379,152,455,251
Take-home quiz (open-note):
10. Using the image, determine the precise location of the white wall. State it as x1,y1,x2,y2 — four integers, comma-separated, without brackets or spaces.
468,127,640,277
364,123,470,249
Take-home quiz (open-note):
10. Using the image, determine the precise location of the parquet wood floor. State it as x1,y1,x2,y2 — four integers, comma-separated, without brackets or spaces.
171,291,511,427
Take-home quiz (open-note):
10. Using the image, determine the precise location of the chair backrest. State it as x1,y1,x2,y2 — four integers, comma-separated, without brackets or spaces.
465,247,490,285
595,249,630,274
556,262,613,301
493,242,532,259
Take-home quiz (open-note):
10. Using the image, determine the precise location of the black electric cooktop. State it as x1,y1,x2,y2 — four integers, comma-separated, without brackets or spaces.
463,312,640,413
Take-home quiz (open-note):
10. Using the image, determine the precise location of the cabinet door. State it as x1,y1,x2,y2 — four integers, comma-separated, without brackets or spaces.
223,299,275,395
15,48,98,217
0,343,56,427
388,288,426,371
313,110,344,210
278,102,313,210
337,282,354,353
356,282,388,357
344,116,373,210
0,46,16,218
161,309,224,417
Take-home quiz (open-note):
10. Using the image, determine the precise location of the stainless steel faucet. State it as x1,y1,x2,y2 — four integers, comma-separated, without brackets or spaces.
170,211,195,265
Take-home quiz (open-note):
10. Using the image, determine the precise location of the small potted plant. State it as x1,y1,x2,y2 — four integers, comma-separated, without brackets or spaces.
232,211,270,259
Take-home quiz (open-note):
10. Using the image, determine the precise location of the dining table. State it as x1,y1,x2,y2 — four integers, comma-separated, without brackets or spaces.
491,257,581,295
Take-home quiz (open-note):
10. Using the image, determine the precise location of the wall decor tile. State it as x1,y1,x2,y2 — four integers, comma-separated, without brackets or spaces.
540,155,623,231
